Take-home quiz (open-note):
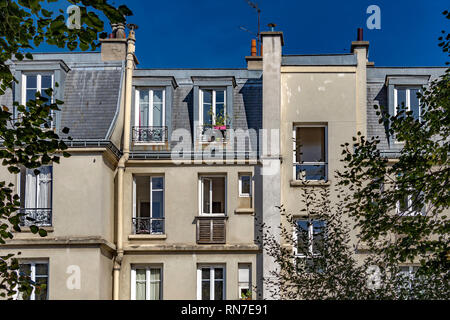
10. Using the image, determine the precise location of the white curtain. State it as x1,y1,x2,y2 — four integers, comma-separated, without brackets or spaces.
37,166,52,209
149,269,161,300
25,169,37,209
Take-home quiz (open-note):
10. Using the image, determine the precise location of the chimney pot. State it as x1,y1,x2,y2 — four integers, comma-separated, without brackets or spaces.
251,39,257,56
357,28,363,41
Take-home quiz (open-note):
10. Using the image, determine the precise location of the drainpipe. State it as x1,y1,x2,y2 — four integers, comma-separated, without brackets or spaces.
113,24,136,300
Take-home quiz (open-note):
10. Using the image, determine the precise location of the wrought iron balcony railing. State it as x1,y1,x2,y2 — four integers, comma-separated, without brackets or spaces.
19,208,52,227
132,126,168,143
197,125,229,143
132,217,165,235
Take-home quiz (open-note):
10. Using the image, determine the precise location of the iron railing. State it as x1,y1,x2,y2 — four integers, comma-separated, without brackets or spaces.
132,217,165,234
19,208,52,227
132,126,167,143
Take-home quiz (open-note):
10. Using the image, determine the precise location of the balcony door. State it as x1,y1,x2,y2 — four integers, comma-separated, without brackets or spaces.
134,88,166,142
134,176,164,234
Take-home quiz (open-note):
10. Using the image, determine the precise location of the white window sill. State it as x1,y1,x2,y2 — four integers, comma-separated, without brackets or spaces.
128,234,167,240
290,180,330,187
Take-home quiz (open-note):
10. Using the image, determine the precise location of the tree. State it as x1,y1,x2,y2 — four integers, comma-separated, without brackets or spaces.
263,11,449,300
337,10,449,277
0,0,131,299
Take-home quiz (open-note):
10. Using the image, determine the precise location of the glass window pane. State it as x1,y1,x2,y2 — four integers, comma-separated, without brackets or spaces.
214,280,223,300
203,179,211,214
41,75,52,89
296,164,326,180
410,89,420,120
19,264,31,277
296,220,309,253
312,221,325,255
215,103,225,124
296,127,325,163
35,264,48,276
202,268,210,280
26,89,36,102
202,280,210,300
26,75,37,89
139,90,149,127
203,90,212,126
397,88,407,114
214,268,223,280
152,90,163,127
241,176,251,195
152,177,164,190
150,280,160,300
211,177,225,214
151,191,163,218
35,276,48,300
216,90,224,103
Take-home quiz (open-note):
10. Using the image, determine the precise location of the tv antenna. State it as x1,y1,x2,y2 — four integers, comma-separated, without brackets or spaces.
241,0,261,55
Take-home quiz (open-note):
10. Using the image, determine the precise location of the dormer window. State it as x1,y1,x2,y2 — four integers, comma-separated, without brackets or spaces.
22,73,54,127
394,87,421,121
198,88,227,142
133,88,167,143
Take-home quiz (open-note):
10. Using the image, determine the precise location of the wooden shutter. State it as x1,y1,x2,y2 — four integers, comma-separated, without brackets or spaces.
197,218,226,244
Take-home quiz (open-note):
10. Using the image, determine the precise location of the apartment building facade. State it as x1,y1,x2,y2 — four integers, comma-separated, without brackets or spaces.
0,25,445,300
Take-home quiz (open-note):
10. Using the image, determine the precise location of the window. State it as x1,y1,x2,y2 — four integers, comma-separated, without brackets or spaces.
16,261,49,300
200,176,226,215
394,87,421,121
295,219,326,257
200,89,226,127
399,266,419,291
131,266,162,300
133,88,166,143
197,266,225,300
19,166,52,227
293,125,327,181
238,264,252,300
133,176,164,234
239,174,252,197
22,73,54,127
397,191,425,216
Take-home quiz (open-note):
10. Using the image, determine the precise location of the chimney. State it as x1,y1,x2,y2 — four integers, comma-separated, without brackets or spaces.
245,39,262,70
357,27,363,41
351,27,369,55
100,23,128,61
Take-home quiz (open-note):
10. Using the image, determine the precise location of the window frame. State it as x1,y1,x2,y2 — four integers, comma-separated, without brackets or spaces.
393,86,422,120
21,72,55,127
293,219,326,258
396,192,425,216
18,165,53,210
199,88,227,127
132,175,165,234
14,260,49,300
292,124,328,181
238,174,252,198
196,265,226,300
238,263,252,300
130,265,163,300
134,87,166,144
198,175,227,216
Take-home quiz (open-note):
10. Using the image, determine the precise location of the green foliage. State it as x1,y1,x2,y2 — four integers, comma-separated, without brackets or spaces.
0,0,132,300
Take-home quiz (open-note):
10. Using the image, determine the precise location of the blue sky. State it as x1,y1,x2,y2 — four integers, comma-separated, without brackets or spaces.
40,0,449,68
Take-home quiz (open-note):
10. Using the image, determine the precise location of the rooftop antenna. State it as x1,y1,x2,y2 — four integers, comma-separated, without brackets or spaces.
244,0,261,55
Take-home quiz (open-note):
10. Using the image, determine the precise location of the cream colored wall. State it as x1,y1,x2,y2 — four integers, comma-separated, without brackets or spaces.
120,253,257,300
280,69,358,242
4,152,116,242
0,246,113,300
123,164,256,245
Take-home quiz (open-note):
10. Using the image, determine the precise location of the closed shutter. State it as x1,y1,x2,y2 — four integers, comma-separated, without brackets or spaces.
197,218,226,244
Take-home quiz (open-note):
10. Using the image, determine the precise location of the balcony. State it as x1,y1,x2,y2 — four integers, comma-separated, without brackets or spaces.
197,125,229,143
19,208,52,227
196,216,226,244
132,217,165,235
132,126,167,143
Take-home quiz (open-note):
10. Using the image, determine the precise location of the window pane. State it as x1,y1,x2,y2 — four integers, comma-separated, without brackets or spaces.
151,191,163,218
410,89,420,120
241,176,251,195
139,90,149,127
35,276,48,300
296,164,326,180
202,268,210,280
26,75,37,89
35,264,48,276
397,88,407,115
152,177,163,190
26,89,37,102
19,264,31,277
149,269,161,300
136,176,150,218
203,90,212,126
296,127,325,163
214,280,223,300
296,220,309,253
211,177,225,214
37,166,52,209
152,90,163,127
312,221,325,255
216,90,224,103
214,268,223,280
215,103,225,125
203,179,211,214
41,76,52,89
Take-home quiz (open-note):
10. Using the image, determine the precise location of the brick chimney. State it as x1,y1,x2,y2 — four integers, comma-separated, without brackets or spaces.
100,23,128,61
